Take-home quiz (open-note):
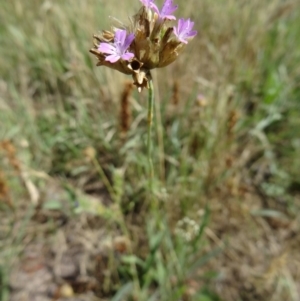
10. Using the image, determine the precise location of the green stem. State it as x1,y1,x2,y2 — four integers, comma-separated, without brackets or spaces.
91,157,116,200
147,74,154,196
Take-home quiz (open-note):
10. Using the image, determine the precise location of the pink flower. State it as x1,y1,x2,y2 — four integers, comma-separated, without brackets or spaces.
151,0,178,20
140,0,159,12
173,18,197,44
159,0,178,20
98,29,135,63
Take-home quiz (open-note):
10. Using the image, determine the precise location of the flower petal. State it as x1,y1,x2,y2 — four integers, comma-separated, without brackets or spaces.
178,18,185,32
178,37,188,44
150,3,160,14
123,33,135,51
174,18,197,43
160,0,178,19
115,29,126,47
186,30,197,38
163,14,176,20
98,43,116,55
121,52,134,61
105,54,121,63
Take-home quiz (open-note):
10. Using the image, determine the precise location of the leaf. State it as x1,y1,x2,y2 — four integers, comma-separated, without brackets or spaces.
250,209,286,218
121,255,145,268
42,200,62,210
111,282,133,301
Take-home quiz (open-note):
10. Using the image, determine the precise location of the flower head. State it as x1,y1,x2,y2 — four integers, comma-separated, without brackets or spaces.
98,29,135,63
90,0,197,91
151,0,178,20
173,18,197,44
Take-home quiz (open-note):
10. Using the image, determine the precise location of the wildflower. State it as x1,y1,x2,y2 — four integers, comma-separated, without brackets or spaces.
154,0,178,20
90,0,197,91
98,29,135,63
173,18,197,44
175,216,200,242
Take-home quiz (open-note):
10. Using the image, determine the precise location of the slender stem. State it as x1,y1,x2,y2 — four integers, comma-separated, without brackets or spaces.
91,157,116,200
153,74,165,182
147,74,154,195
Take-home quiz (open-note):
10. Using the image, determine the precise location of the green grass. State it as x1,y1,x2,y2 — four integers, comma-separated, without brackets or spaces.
1,0,300,300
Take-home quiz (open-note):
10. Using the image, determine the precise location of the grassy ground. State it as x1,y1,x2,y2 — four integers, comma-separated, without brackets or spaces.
1,0,300,300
